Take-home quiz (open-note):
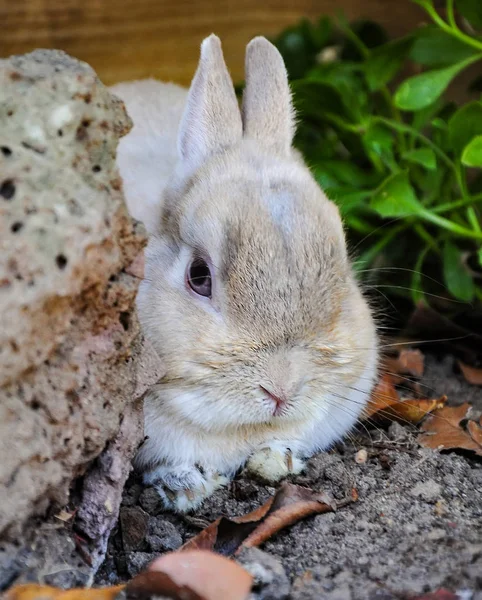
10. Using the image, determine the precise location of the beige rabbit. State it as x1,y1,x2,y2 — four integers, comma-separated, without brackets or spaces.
112,35,378,512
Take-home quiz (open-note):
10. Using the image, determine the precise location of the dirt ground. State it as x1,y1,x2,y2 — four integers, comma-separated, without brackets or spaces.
95,354,482,600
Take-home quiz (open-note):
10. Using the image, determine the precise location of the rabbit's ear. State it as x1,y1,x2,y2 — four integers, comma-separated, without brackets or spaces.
178,35,242,171
242,37,295,157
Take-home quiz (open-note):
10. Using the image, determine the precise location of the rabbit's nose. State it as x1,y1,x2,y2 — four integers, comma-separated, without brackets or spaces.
260,385,287,416
260,379,302,416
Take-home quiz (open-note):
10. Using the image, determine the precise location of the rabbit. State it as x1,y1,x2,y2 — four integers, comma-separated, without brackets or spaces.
112,35,378,513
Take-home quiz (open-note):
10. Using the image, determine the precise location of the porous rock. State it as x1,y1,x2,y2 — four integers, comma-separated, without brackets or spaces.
0,49,163,586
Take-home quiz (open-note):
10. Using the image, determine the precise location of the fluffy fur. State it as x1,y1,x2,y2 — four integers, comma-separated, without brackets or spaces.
112,35,378,511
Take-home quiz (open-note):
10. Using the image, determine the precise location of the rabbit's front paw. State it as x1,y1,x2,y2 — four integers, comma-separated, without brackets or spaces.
246,443,305,483
143,464,229,513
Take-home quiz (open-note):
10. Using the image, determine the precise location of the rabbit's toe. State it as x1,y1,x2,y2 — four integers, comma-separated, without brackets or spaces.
246,444,305,482
143,464,229,513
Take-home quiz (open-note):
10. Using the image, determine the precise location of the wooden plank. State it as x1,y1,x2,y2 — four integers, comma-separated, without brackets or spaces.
0,0,425,86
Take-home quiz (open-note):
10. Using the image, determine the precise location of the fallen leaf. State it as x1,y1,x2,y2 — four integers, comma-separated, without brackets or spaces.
388,396,447,424
239,487,356,553
181,482,356,556
383,348,425,379
363,374,400,419
457,360,482,385
180,499,274,556
5,584,124,600
364,374,445,423
418,403,482,456
130,550,252,600
467,417,482,447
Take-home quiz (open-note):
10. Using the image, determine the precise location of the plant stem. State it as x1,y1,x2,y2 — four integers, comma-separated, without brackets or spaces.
414,223,440,251
370,116,455,172
432,193,482,213
467,206,482,233
337,17,370,58
420,1,482,52
380,87,407,151
446,0,456,29
419,208,482,239
322,112,361,133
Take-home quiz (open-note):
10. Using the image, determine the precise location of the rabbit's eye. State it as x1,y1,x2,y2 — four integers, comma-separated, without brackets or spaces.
187,257,212,298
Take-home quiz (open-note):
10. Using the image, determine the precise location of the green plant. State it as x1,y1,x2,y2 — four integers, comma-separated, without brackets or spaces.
270,0,482,314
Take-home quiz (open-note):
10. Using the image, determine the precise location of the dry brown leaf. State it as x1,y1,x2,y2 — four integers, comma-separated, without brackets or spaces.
364,374,445,423
6,552,253,600
457,361,482,385
364,374,400,419
418,403,482,456
238,487,356,553
467,417,482,447
181,482,356,556
387,396,447,424
5,584,124,600
135,550,252,600
383,348,425,379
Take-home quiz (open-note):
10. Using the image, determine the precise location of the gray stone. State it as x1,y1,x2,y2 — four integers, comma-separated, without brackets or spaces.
120,506,150,551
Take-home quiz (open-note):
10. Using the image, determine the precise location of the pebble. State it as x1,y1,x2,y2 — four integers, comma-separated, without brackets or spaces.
355,449,368,464
120,506,150,551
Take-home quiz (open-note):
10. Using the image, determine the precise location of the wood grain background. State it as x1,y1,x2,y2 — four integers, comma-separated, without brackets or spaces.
0,0,426,86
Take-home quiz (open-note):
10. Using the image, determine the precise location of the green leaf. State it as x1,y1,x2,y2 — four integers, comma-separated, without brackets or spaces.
394,59,475,111
314,160,378,188
308,62,368,120
336,190,373,216
364,37,413,90
461,135,482,167
402,148,437,170
345,214,375,234
411,97,445,130
409,26,476,67
370,172,424,217
456,0,482,29
448,101,482,155
443,241,475,301
362,123,397,171
431,117,448,130
291,80,348,122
